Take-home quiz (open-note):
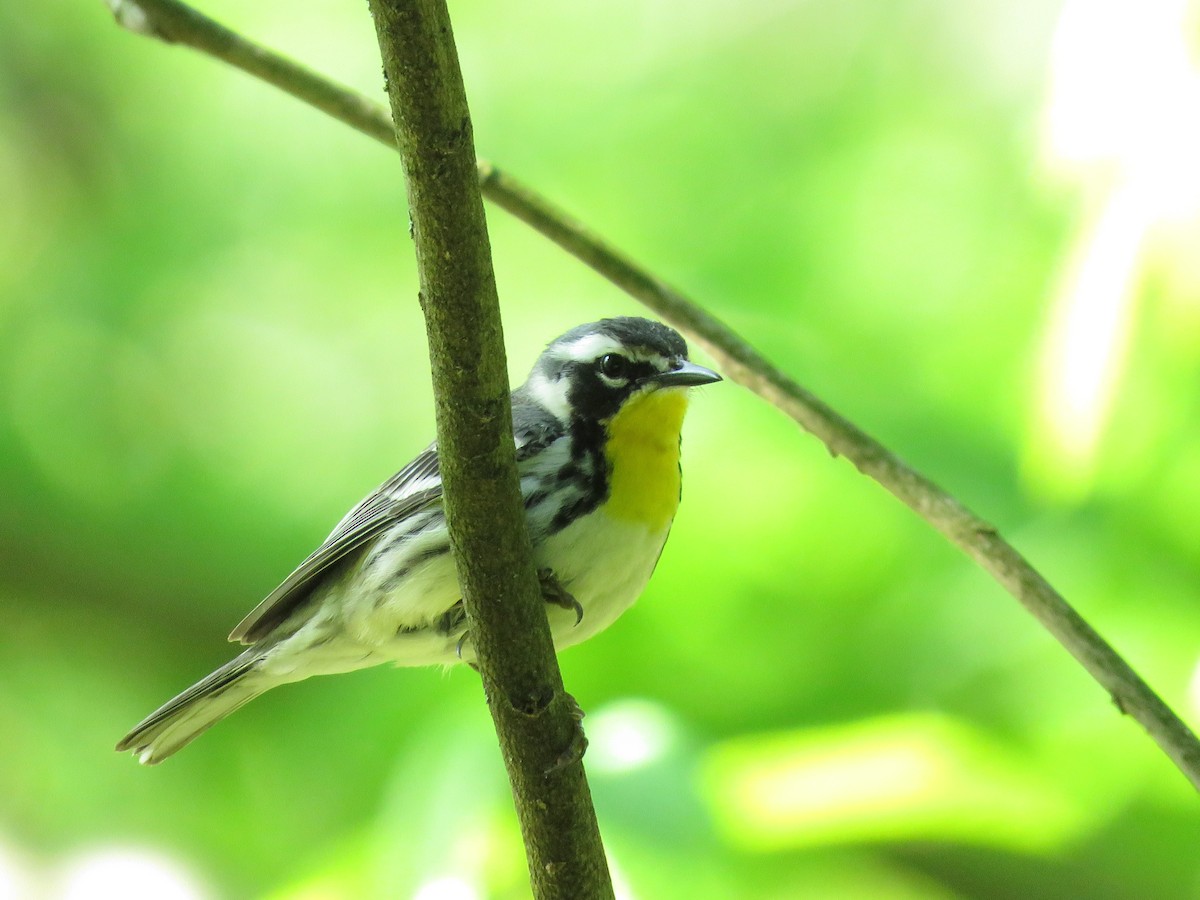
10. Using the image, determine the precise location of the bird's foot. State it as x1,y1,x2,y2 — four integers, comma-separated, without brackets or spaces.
539,568,583,626
544,691,588,776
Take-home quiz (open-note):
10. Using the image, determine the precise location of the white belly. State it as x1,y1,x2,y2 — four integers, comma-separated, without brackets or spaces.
537,508,671,650
260,509,671,679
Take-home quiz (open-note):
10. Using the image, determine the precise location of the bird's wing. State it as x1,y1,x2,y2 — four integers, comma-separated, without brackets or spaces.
228,396,565,647
228,445,444,645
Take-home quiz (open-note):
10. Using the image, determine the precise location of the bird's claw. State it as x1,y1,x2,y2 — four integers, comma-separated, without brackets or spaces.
544,692,588,776
456,567,580,662
538,568,583,626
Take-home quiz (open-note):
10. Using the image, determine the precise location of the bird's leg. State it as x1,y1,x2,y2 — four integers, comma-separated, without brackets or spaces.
544,691,588,776
538,567,583,626
437,600,466,635
435,600,474,663
467,659,587,772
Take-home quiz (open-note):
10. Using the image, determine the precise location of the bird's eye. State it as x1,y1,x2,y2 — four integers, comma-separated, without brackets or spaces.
598,354,629,380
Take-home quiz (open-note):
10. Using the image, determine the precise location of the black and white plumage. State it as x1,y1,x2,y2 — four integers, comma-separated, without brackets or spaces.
117,317,720,763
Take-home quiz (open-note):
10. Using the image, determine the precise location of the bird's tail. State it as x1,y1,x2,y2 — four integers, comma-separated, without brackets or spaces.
116,650,270,765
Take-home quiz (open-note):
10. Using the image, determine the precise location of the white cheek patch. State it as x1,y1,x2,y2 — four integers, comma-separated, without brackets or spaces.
524,371,573,422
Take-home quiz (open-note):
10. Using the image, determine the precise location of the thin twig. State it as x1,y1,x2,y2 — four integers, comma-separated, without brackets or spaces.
477,166,1200,791
108,0,1200,792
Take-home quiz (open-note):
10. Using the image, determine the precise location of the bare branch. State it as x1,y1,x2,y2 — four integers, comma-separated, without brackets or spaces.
109,0,1200,793
364,0,613,896
108,0,396,146
481,184,1200,795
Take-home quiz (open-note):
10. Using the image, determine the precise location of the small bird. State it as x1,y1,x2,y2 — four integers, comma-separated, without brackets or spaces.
117,317,721,764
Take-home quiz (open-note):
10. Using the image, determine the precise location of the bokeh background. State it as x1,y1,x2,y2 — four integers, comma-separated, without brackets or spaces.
3,0,1200,897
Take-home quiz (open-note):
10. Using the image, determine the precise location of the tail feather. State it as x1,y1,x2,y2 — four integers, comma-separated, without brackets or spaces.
117,651,268,765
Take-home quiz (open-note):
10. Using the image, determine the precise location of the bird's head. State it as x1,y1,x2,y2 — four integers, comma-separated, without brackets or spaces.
521,317,722,425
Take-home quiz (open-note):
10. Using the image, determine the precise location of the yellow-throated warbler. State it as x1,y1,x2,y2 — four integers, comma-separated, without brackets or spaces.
118,317,721,763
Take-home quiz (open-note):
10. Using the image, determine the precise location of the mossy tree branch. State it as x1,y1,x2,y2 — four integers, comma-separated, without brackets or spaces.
108,0,1200,794
362,1,613,896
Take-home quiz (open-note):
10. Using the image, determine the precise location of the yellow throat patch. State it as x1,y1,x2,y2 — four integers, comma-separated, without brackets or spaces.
603,386,689,531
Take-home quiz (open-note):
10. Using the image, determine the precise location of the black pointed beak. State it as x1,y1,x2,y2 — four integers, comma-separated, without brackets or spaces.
648,360,723,388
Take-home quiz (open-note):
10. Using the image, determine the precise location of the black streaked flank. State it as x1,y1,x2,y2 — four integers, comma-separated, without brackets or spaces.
523,488,551,509
362,508,442,574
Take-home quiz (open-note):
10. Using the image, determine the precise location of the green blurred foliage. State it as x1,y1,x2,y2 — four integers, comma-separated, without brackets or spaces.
2,0,1199,897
